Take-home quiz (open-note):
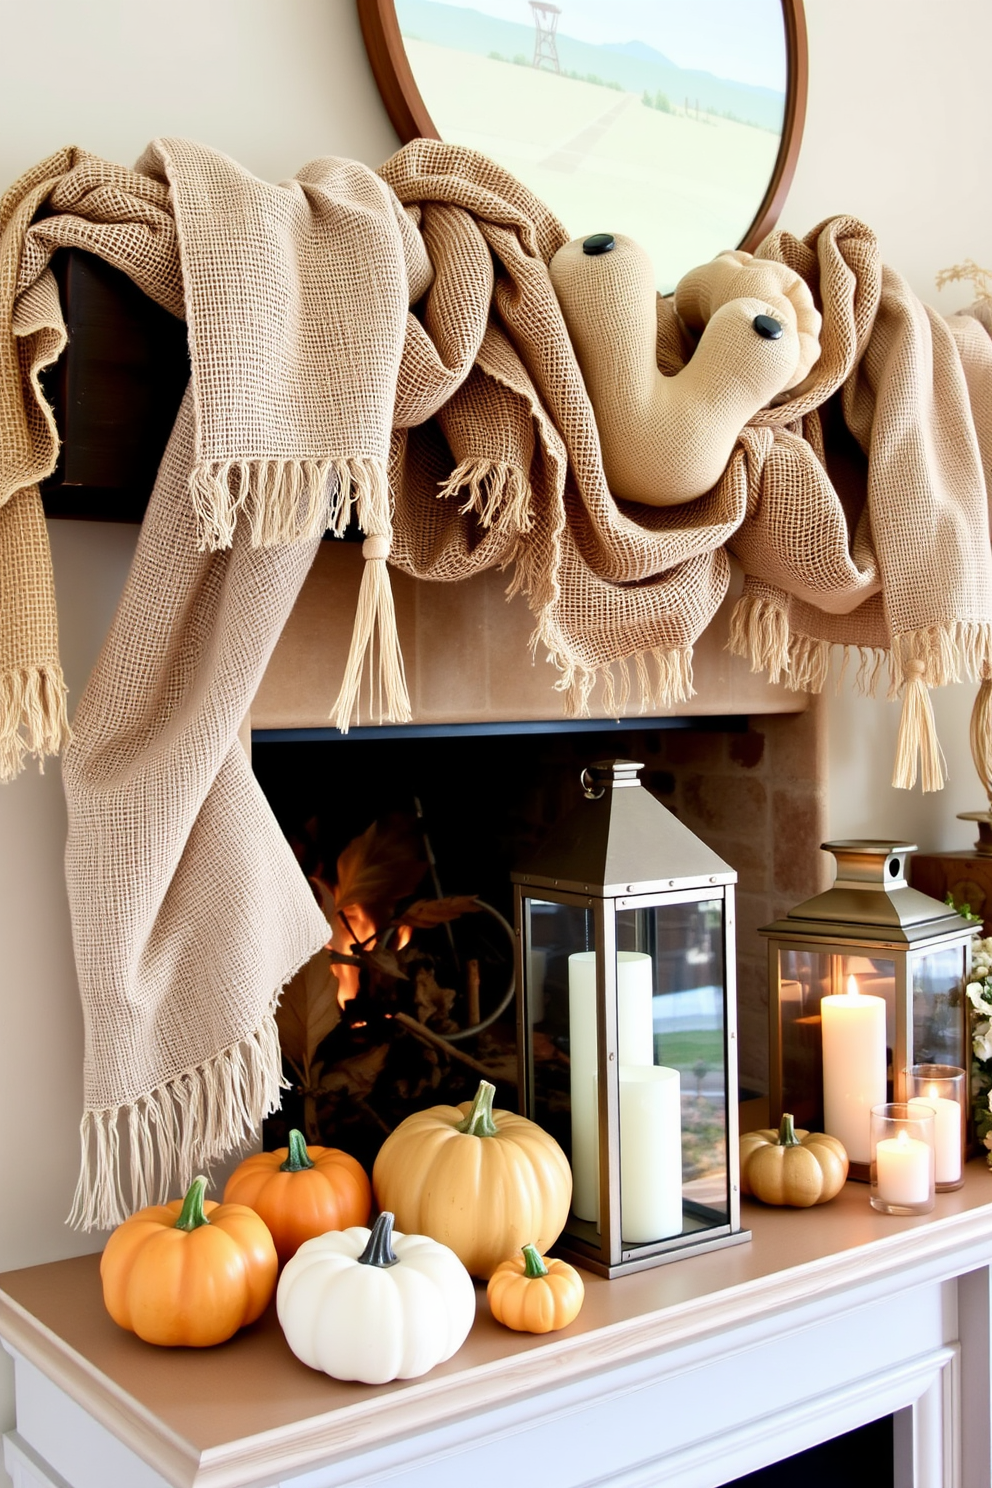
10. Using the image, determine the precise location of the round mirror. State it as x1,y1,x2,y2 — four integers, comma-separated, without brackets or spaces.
359,0,807,293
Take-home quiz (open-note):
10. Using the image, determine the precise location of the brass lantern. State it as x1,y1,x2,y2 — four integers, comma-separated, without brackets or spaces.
761,841,974,1180
512,759,749,1278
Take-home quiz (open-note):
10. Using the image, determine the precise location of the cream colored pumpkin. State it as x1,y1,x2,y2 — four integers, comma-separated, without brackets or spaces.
740,1114,849,1207
372,1080,572,1279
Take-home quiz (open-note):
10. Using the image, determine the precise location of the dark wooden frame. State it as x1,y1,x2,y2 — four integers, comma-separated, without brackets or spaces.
357,0,808,255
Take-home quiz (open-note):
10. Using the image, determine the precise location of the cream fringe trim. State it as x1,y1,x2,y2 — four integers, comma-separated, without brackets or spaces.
550,646,695,717
0,664,71,782
437,459,533,534
188,455,385,550
730,593,992,793
68,1014,287,1231
330,462,411,733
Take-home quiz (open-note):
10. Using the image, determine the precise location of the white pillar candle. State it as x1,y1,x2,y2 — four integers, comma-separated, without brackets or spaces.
909,1090,962,1185
875,1128,932,1206
821,975,887,1164
619,1065,682,1243
568,951,654,1221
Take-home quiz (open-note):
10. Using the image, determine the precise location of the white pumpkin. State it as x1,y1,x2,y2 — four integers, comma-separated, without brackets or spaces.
276,1210,476,1383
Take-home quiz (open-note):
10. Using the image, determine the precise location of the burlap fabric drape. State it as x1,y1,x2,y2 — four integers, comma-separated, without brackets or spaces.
3,137,992,1223
720,216,992,789
1,139,428,1226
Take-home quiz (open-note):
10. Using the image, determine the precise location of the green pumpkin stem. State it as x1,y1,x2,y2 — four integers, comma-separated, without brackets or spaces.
173,1175,211,1231
280,1129,315,1172
777,1113,801,1148
358,1211,400,1268
456,1079,498,1138
522,1244,549,1279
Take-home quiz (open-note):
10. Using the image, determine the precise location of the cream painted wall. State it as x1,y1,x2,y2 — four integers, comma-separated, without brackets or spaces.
0,0,989,1480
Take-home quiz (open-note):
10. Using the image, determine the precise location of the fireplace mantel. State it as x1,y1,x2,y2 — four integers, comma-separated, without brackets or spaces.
252,544,805,730
3,1160,992,1488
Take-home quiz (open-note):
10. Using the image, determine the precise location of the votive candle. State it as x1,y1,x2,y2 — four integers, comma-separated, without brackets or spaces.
907,1064,965,1189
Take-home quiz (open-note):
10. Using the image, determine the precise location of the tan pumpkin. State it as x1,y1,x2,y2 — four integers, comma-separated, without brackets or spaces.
740,1114,849,1207
372,1079,572,1279
488,1245,584,1333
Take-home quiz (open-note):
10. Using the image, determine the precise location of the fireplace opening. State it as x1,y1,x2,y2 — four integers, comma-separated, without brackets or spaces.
722,1414,894,1487
252,719,754,1168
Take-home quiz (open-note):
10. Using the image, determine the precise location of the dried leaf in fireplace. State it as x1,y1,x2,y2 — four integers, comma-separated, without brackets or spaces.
318,1041,390,1101
275,949,341,1086
398,895,481,928
333,816,427,928
413,963,457,1028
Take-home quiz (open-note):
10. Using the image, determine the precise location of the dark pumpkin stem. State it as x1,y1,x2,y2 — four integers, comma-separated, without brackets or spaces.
778,1113,801,1148
280,1129,315,1172
358,1211,400,1268
522,1244,549,1279
174,1175,211,1231
456,1079,498,1138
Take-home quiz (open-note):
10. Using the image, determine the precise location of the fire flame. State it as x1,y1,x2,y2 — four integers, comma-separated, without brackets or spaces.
331,905,413,1008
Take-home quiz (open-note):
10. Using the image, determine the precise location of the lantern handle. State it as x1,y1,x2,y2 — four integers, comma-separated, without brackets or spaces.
580,768,605,800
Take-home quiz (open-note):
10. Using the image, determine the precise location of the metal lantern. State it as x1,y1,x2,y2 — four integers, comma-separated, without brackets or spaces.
512,759,749,1278
761,840,974,1180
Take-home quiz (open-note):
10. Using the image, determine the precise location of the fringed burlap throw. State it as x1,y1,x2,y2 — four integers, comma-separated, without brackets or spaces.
3,136,992,1223
723,216,992,790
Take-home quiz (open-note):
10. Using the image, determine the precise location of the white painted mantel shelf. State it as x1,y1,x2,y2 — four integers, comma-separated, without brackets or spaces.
3,1160,992,1488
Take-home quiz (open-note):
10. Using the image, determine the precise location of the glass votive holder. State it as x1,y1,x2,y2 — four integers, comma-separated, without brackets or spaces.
870,1102,935,1215
905,1064,965,1191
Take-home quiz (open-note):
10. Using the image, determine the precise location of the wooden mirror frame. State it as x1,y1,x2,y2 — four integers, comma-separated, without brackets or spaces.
358,0,808,257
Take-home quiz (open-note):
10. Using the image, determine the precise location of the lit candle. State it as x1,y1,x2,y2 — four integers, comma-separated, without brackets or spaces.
619,1065,682,1242
821,974,886,1164
568,951,654,1220
875,1127,932,1206
909,1086,962,1185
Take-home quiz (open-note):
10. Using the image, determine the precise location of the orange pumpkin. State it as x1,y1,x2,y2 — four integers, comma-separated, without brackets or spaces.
223,1130,371,1264
488,1245,584,1334
100,1175,277,1346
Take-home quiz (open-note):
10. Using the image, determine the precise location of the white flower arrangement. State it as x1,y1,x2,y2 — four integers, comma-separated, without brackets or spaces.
966,930,992,1162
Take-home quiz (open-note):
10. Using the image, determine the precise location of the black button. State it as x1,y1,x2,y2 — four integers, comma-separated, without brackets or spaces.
582,233,616,256
753,313,783,339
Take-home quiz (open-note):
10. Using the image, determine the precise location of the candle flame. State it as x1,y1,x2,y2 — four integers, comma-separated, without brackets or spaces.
897,1128,910,1147
926,1084,939,1101
846,974,859,997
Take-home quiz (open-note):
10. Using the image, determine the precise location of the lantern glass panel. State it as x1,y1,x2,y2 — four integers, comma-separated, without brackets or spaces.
777,949,897,1129
521,897,595,1204
616,897,729,1245
912,945,967,1071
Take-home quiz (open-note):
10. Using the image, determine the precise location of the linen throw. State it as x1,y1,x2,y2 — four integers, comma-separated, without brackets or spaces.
2,137,992,1223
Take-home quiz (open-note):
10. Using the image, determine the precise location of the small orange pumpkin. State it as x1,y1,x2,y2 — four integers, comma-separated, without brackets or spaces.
223,1130,371,1264
487,1245,585,1334
100,1175,277,1346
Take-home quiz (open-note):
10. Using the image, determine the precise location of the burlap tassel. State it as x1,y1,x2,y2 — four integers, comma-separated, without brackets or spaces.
728,593,790,684
437,459,532,534
0,663,71,781
188,455,375,551
892,659,946,792
330,533,411,732
68,1015,286,1230
969,667,992,803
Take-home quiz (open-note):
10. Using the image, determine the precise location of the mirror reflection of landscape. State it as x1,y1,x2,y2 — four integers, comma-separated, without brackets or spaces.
396,0,788,290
